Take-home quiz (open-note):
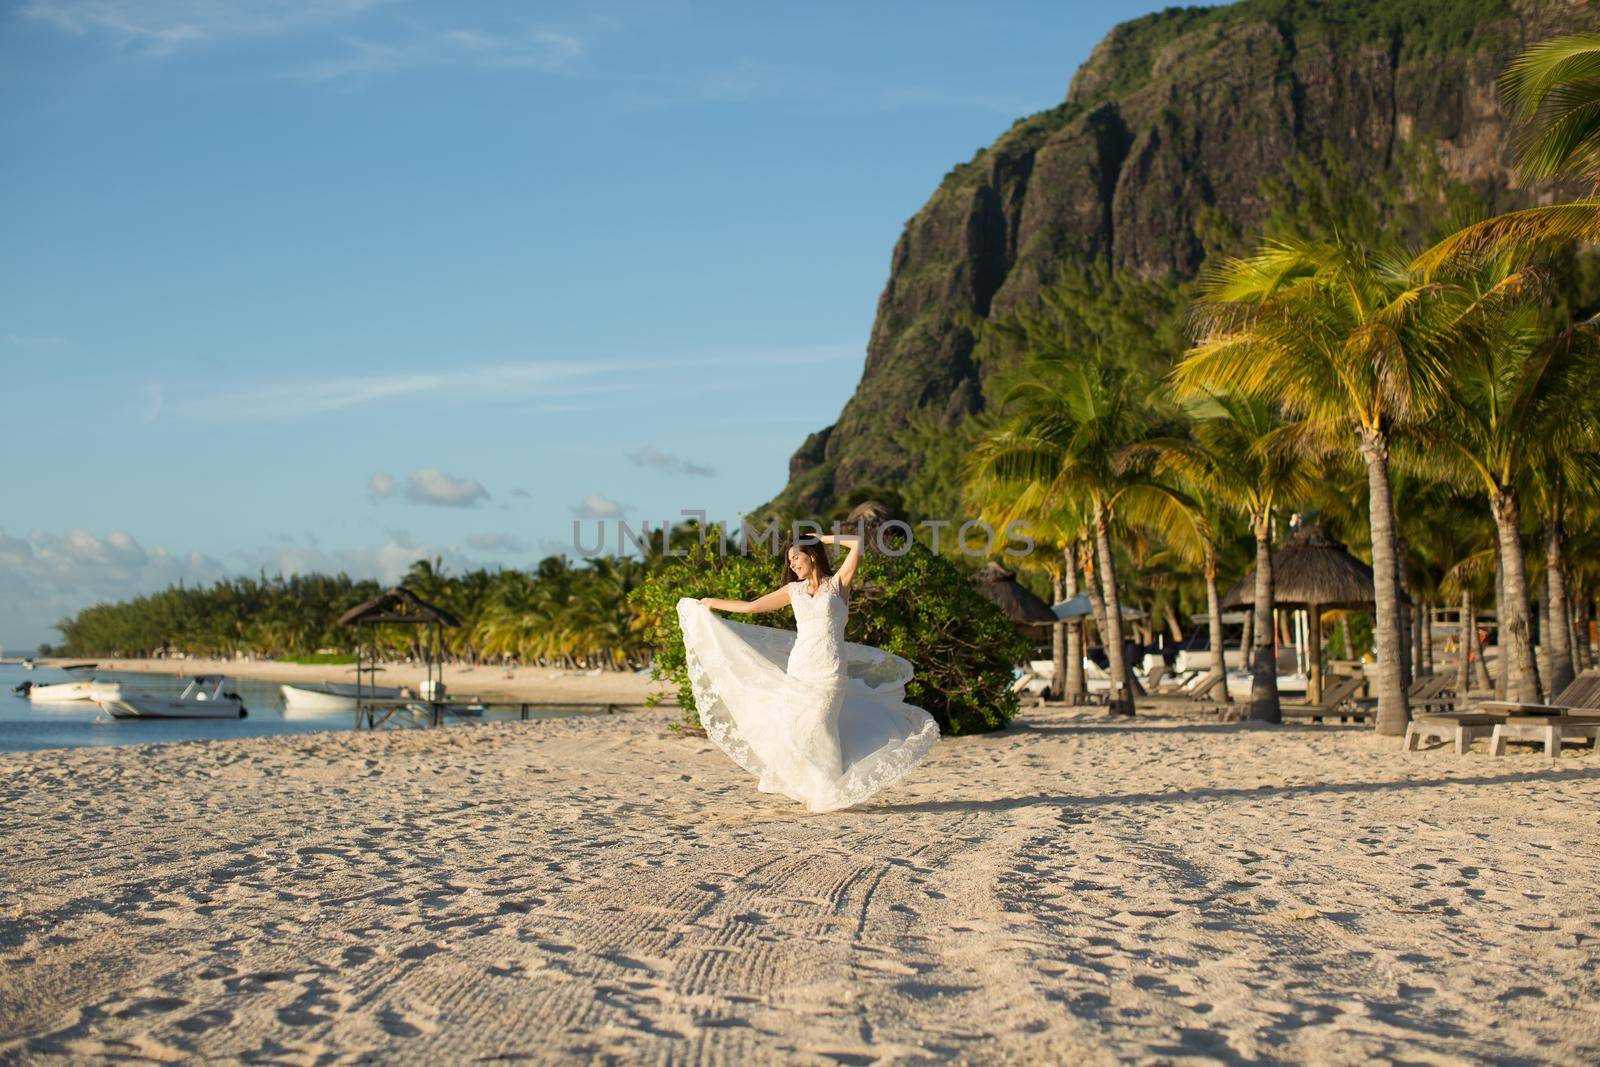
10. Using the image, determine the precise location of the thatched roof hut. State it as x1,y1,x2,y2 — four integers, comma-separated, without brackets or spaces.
338,587,461,629
1221,523,1391,701
1221,524,1382,611
972,562,1056,625
845,499,897,528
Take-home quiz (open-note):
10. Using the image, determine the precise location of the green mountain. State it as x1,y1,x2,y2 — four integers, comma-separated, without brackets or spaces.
765,0,1598,518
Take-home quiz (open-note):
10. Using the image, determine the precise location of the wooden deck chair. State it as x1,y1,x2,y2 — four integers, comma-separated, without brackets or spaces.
1278,675,1367,723
1476,668,1600,717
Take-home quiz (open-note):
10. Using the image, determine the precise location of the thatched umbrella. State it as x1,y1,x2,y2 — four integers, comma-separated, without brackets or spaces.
339,587,461,724
1221,523,1386,701
841,499,904,552
972,562,1056,626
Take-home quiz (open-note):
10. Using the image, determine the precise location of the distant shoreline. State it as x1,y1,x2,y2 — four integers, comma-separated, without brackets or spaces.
40,656,676,706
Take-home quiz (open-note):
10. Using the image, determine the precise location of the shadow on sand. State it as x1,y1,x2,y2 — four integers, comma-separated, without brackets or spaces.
871,766,1600,815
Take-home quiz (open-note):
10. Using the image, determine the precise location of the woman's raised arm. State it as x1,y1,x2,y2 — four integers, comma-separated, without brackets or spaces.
700,585,793,614
819,532,863,596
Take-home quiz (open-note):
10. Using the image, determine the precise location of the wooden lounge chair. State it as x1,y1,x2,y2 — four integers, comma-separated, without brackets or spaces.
1139,669,1231,714
1488,715,1600,757
1277,675,1368,723
1357,671,1455,711
1475,668,1600,718
1404,712,1499,754
1466,669,1600,756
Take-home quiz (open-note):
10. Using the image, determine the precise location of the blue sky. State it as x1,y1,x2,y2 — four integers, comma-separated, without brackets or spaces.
0,0,1197,648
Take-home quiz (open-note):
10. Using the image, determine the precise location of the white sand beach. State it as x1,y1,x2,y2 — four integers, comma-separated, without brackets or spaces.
3,705,1598,1064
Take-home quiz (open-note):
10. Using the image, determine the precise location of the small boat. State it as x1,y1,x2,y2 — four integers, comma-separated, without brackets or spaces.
13,677,123,702
14,679,97,702
21,658,35,670
97,676,247,720
280,681,405,714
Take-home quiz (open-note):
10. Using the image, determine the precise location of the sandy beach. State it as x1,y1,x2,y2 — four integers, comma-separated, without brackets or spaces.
45,657,673,706
2,705,1598,1063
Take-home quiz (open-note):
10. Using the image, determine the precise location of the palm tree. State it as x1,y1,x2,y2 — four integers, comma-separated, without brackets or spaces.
1130,394,1312,721
969,348,1160,715
1407,271,1600,703
1175,238,1462,734
965,472,1090,702
1416,35,1600,270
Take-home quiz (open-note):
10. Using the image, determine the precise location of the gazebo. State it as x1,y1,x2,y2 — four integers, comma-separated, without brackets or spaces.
338,587,462,728
972,562,1057,626
1222,524,1384,702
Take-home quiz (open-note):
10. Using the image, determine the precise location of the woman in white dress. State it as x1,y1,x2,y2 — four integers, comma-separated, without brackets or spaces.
675,533,940,813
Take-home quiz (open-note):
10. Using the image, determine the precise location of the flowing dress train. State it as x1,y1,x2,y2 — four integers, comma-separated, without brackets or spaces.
676,574,939,812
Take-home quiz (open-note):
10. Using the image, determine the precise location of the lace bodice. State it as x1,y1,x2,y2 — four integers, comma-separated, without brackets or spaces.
787,574,847,682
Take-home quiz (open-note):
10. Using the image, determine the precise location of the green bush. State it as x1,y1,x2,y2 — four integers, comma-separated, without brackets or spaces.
629,538,1028,736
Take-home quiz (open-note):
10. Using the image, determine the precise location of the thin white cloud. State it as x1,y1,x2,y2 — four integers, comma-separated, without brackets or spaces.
151,347,852,425
22,2,585,86
510,487,533,500
571,493,625,520
629,446,715,478
405,468,488,508
465,532,524,552
615,59,1031,117
285,26,582,83
170,361,620,421
368,472,396,499
3,332,66,349
19,0,386,56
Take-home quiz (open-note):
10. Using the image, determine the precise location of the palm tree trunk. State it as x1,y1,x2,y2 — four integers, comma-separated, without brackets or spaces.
1494,557,1507,699
1457,587,1473,695
1248,510,1281,723
1574,591,1593,671
1064,547,1085,701
1340,616,1355,661
1242,608,1255,664
1360,431,1410,735
1397,537,1414,690
1205,545,1231,704
1543,516,1575,696
1490,487,1543,703
1081,536,1107,662
1050,569,1066,703
1093,506,1133,716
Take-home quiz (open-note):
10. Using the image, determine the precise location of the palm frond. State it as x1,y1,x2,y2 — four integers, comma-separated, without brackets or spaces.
1412,200,1600,272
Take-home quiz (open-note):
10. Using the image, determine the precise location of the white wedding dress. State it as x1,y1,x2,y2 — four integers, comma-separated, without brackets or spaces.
676,573,939,812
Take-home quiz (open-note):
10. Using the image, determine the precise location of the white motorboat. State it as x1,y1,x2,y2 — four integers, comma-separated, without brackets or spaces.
280,681,405,714
13,672,123,703
97,676,247,720
15,679,98,702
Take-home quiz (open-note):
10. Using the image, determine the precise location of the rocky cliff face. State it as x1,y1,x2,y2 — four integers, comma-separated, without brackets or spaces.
767,0,1597,516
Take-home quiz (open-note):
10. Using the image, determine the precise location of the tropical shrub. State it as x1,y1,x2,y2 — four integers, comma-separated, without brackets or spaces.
629,537,1028,735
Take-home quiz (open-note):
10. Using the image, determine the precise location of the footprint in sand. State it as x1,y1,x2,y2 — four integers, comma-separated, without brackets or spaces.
174,1008,232,1034
376,1007,435,1038
397,941,445,960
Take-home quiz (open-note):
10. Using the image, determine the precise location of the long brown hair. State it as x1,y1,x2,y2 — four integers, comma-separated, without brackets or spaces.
780,538,833,585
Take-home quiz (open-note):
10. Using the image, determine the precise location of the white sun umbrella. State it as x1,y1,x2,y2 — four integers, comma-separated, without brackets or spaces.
1051,594,1147,621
